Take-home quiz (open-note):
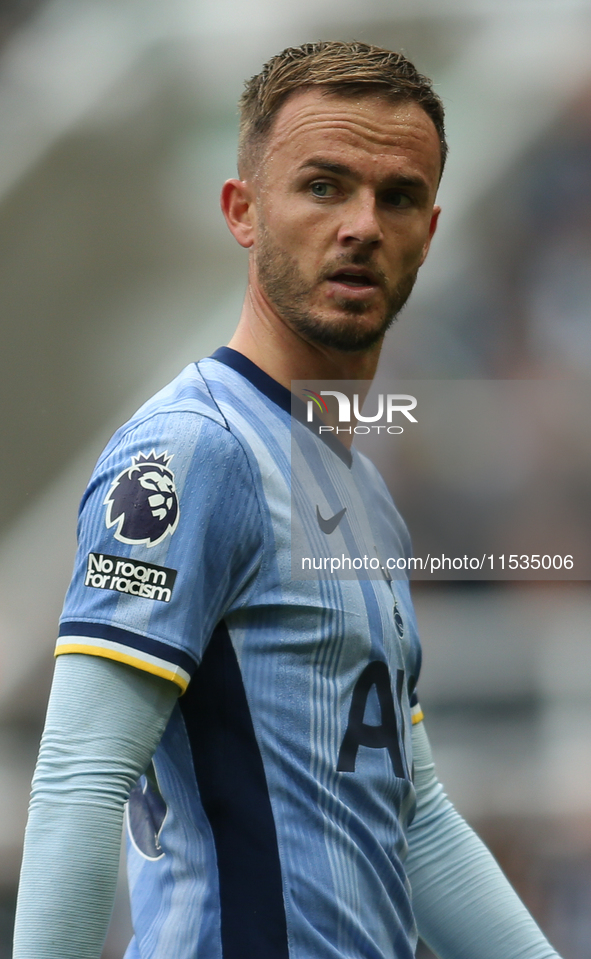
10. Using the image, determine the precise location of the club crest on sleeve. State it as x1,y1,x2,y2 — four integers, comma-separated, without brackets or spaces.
104,450,180,547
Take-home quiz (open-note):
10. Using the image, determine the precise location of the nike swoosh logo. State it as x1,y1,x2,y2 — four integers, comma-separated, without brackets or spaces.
316,505,347,534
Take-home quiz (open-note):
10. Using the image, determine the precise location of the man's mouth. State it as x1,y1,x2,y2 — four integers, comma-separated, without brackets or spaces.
327,268,379,290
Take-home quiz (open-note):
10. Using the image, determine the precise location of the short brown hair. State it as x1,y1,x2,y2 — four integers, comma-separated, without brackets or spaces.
238,40,447,177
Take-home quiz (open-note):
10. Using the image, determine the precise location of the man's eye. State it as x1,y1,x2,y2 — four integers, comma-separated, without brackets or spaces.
383,191,412,209
310,182,336,198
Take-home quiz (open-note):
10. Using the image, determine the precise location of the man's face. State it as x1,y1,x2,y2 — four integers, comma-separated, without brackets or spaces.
249,90,441,353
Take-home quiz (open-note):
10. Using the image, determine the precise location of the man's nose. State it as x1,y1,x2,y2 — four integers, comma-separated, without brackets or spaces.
337,192,382,246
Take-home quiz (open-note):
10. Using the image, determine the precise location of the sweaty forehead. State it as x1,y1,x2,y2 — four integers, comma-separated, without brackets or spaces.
261,89,441,182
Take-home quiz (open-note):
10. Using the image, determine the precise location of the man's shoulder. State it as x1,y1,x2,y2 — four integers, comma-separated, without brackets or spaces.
123,361,229,433
82,354,289,529
100,360,250,465
78,360,270,541
83,361,256,507
111,355,289,449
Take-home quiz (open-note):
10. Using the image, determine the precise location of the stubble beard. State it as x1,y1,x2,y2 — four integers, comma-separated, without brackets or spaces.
255,225,419,353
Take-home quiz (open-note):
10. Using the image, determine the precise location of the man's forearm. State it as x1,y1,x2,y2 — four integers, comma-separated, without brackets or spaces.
14,801,124,958
13,653,178,959
406,722,560,959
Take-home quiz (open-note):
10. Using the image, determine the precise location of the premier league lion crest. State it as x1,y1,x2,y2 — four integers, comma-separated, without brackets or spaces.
104,450,180,548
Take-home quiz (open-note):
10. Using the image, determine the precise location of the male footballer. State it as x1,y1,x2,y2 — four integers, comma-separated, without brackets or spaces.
13,41,562,959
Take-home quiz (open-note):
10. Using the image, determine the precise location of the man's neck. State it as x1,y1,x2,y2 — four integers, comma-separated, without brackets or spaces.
227,291,384,450
227,287,383,391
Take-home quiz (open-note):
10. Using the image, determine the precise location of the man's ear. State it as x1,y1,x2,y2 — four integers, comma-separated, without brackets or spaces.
419,205,441,266
220,179,256,249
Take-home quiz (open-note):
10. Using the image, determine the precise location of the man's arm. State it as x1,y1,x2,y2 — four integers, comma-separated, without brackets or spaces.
406,721,560,959
13,653,178,959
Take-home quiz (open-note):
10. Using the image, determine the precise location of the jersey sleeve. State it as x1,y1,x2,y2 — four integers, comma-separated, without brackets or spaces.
410,688,424,726
57,408,265,692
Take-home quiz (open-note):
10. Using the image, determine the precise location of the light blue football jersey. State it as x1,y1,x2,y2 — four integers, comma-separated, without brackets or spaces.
58,348,425,959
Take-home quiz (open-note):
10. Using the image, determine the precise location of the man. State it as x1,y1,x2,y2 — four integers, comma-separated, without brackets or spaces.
13,41,561,959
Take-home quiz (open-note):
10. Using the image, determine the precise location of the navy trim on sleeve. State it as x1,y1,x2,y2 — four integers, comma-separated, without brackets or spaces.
58,621,197,677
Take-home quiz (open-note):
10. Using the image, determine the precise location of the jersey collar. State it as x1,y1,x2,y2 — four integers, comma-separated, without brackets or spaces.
209,347,352,468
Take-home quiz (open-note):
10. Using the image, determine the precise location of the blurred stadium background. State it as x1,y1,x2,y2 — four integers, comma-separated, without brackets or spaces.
1,0,591,956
